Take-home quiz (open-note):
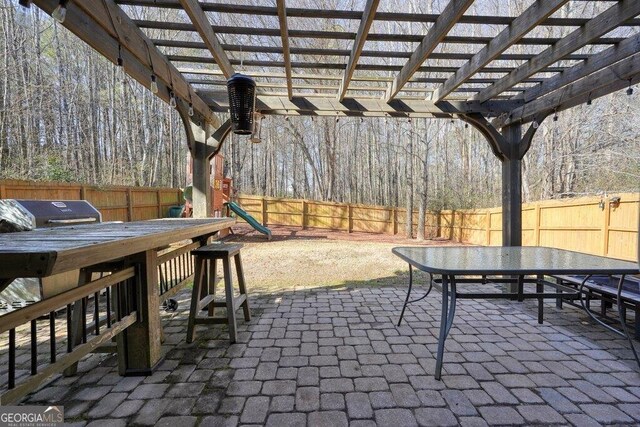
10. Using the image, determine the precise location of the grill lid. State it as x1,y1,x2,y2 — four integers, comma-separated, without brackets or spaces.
0,199,102,231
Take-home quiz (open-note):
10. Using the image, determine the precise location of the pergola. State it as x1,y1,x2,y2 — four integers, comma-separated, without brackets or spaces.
29,0,640,246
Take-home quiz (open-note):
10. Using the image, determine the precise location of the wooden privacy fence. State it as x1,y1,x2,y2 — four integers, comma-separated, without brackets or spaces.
0,179,182,222
236,193,639,262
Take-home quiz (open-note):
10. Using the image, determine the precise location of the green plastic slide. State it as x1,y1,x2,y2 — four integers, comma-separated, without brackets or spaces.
225,201,272,240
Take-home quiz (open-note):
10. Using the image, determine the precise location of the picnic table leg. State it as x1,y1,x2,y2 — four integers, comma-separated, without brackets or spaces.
117,249,163,375
435,275,456,380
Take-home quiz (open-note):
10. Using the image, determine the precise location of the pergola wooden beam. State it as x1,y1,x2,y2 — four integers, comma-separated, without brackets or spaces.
178,0,235,78
179,67,547,85
168,55,565,74
134,20,626,46
431,0,568,102
33,0,219,128
386,0,473,102
475,0,640,102
116,1,640,27
338,0,380,102
275,0,293,100
517,32,640,103
496,53,640,127
197,91,520,117
153,39,591,61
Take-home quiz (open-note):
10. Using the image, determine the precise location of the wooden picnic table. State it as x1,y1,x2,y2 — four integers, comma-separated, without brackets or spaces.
0,218,234,403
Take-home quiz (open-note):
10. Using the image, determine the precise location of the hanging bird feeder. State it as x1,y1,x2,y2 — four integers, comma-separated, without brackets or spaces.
226,73,256,135
249,112,263,143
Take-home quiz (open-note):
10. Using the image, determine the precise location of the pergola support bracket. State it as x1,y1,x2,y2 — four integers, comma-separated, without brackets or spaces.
179,105,231,218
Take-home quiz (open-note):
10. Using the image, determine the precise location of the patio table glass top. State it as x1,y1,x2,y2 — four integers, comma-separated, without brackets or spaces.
392,246,639,276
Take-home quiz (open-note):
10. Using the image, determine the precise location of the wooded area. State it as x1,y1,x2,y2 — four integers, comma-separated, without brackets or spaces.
1,1,638,218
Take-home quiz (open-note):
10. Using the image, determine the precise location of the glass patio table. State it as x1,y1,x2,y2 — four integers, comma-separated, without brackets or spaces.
392,246,640,379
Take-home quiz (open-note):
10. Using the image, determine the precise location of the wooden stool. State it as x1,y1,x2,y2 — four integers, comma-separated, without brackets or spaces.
187,243,250,343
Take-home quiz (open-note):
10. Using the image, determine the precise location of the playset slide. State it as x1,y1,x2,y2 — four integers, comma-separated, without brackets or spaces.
225,201,272,240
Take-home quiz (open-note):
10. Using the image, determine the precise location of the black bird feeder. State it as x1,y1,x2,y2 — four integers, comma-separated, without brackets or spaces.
227,73,256,135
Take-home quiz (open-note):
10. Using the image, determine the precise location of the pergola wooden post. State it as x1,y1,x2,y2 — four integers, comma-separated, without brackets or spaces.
179,105,231,218
500,123,523,247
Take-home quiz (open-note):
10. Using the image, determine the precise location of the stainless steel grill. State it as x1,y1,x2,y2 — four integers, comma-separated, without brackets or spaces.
0,199,102,311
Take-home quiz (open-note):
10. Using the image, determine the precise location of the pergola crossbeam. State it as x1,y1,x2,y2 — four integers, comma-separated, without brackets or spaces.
475,0,640,102
134,20,626,46
385,0,472,102
497,53,640,127
153,39,591,61
518,32,640,103
339,0,380,101
167,55,565,74
197,90,519,117
276,0,293,100
178,0,235,78
115,1,640,27
431,0,568,102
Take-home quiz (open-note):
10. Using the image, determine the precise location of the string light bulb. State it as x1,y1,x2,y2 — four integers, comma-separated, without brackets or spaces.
52,0,69,23
586,98,592,106
626,80,633,96
117,44,123,68
169,91,177,108
150,75,158,94
188,103,194,117
553,109,558,122
532,120,539,129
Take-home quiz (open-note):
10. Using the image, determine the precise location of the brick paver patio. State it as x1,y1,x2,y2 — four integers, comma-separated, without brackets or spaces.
25,282,640,426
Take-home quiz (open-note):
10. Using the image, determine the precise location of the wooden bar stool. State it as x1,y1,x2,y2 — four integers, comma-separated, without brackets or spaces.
187,243,250,343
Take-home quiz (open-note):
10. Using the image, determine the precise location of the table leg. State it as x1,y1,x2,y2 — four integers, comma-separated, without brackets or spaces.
435,275,456,380
615,275,640,368
117,249,162,375
397,264,413,327
537,274,544,324
517,275,524,302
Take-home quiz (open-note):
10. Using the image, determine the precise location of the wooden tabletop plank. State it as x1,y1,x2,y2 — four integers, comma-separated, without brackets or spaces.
0,218,235,278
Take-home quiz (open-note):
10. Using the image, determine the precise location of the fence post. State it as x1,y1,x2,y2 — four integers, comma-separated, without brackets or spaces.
157,190,162,218
0,184,6,199
80,185,87,201
348,204,353,233
390,208,396,235
302,200,307,229
485,211,491,245
602,203,610,256
126,188,133,222
262,197,268,226
534,205,541,246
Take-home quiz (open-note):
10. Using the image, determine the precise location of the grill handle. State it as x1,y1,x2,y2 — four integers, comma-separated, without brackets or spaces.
47,218,97,225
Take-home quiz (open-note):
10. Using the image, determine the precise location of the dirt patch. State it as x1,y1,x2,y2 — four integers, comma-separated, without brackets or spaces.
225,225,467,293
